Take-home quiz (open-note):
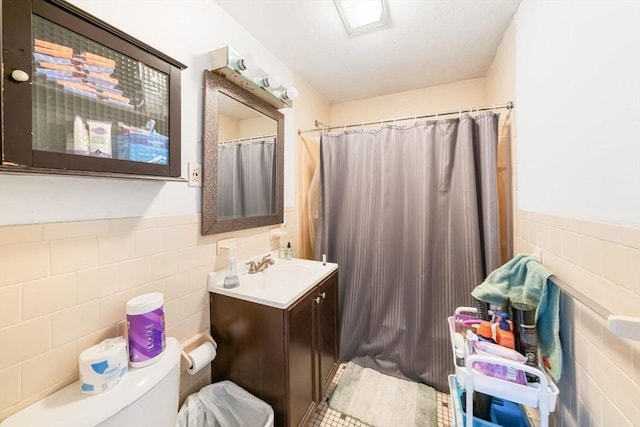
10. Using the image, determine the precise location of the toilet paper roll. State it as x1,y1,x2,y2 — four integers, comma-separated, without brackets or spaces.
79,337,128,394
187,342,216,375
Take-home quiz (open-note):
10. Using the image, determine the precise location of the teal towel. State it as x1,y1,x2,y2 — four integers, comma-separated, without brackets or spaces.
471,254,562,381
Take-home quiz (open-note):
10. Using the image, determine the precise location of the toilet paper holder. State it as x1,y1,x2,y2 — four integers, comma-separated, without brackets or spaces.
180,332,217,373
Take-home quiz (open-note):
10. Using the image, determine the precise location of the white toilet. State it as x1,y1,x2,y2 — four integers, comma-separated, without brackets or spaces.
1,337,181,427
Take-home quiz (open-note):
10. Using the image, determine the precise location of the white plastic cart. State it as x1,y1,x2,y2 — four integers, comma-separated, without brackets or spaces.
448,307,559,427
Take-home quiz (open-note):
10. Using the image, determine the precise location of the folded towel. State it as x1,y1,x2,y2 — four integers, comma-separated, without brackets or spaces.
471,254,562,381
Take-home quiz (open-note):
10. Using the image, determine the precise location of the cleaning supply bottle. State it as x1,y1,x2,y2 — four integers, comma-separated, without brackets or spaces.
476,321,495,343
223,248,240,289
495,312,515,349
285,242,292,260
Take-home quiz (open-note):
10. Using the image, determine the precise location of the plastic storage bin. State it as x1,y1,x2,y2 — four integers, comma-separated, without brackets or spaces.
176,381,274,427
449,375,531,427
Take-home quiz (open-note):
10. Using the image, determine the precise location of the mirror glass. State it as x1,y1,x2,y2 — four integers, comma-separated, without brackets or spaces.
217,93,278,219
202,71,284,235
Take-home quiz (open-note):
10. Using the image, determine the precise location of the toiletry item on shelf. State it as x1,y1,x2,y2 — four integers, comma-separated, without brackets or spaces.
223,248,240,289
279,245,285,259
86,119,113,158
494,311,515,349
71,115,89,156
466,330,478,357
285,242,292,260
460,391,492,422
473,341,527,363
511,302,539,382
455,348,465,367
453,332,466,367
476,321,495,343
471,341,528,385
475,299,491,321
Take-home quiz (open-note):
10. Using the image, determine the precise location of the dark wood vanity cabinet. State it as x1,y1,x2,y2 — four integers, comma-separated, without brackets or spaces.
210,270,339,427
1,0,186,178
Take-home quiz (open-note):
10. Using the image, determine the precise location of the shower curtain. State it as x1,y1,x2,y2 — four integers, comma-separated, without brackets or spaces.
217,138,276,218
315,113,500,391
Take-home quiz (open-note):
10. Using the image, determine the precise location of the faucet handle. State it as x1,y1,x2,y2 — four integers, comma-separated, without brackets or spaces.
261,254,275,265
246,260,258,274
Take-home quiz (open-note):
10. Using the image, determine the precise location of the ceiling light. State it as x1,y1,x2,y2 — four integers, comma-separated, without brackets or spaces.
333,0,390,36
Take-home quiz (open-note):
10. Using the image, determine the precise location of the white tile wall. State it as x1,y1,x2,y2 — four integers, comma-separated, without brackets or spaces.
0,212,296,422
516,210,640,427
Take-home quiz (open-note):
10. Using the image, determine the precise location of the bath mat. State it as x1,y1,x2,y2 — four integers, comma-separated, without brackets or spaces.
328,362,437,427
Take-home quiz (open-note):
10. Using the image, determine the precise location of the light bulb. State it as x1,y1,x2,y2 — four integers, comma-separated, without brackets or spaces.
283,87,299,100
262,74,281,89
235,53,256,71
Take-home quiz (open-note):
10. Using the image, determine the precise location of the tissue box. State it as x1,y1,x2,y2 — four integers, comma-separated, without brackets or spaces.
116,124,168,164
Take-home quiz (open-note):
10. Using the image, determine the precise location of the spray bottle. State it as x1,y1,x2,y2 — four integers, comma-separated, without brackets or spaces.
223,248,240,289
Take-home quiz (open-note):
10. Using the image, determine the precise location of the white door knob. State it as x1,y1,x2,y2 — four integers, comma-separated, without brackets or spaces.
11,70,29,82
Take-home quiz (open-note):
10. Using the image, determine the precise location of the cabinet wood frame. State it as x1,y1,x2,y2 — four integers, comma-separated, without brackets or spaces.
209,270,340,427
1,0,186,178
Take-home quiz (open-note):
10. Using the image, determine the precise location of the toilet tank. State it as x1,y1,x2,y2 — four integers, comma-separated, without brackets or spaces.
1,337,181,427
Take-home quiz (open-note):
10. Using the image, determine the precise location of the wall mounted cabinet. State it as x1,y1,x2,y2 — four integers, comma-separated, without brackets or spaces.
210,270,339,427
1,0,186,179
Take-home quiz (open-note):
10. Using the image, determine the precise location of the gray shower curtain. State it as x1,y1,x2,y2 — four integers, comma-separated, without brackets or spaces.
218,138,276,218
315,113,500,392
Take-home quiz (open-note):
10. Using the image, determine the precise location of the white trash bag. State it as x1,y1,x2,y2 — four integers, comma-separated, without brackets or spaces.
176,381,274,427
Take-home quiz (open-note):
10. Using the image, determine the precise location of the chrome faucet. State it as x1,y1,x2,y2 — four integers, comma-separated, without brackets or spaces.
246,254,275,274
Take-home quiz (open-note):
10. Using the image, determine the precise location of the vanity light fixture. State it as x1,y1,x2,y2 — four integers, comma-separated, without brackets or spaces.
333,0,390,36
210,45,297,108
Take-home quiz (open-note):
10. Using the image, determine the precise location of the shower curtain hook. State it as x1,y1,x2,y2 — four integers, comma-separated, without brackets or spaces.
492,104,496,113
458,109,462,118
435,111,438,120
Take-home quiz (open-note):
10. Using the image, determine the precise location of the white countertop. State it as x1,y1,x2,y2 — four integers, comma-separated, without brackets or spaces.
207,254,338,309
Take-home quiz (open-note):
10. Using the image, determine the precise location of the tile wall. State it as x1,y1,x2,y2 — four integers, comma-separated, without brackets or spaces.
0,208,297,421
516,210,640,426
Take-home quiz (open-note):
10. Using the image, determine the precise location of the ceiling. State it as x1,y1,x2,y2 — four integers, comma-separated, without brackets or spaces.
214,0,521,104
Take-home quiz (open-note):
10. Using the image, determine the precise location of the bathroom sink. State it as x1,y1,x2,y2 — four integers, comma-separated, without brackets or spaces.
261,263,311,285
207,255,337,309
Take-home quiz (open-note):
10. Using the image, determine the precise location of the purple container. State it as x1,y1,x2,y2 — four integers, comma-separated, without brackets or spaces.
126,293,166,368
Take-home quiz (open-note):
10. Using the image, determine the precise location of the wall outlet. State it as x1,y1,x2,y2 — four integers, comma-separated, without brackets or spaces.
188,162,201,187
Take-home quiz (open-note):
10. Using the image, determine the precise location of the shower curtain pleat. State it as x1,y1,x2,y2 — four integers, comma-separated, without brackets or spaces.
316,114,500,392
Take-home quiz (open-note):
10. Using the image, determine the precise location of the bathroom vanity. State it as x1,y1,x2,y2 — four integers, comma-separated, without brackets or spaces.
208,257,339,427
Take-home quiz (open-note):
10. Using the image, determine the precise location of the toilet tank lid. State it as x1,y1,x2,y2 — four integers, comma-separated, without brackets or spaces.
0,337,180,427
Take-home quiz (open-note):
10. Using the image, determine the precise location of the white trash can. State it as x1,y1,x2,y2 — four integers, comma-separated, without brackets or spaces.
176,381,274,427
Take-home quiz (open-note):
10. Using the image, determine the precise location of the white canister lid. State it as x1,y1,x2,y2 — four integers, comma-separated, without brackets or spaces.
126,292,164,315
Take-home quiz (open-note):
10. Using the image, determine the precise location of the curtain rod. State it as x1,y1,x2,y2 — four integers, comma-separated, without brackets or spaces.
297,101,513,135
219,134,276,144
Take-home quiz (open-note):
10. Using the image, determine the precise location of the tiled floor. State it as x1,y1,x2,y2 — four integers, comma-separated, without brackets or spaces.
308,363,453,427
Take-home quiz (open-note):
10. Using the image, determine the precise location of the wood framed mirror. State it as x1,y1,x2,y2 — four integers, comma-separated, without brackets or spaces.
202,71,284,235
